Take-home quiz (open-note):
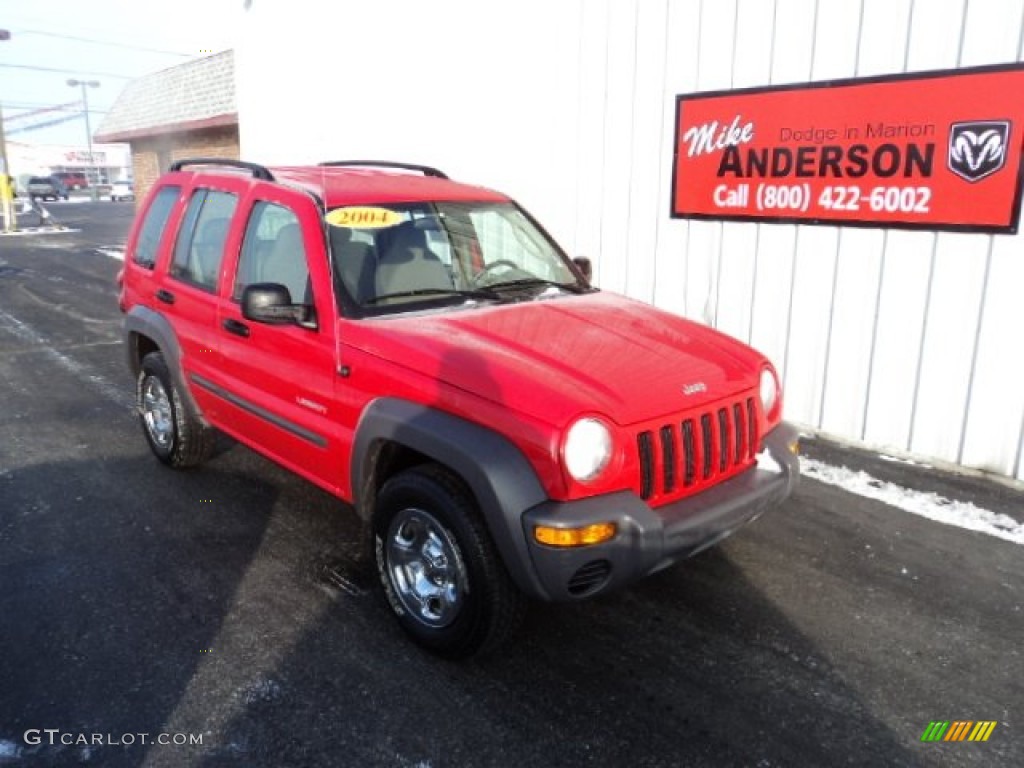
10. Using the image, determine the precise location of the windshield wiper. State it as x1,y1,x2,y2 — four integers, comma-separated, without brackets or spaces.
485,277,584,294
363,287,501,305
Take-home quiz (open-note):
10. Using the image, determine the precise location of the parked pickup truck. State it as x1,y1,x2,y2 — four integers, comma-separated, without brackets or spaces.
118,158,799,657
27,176,69,201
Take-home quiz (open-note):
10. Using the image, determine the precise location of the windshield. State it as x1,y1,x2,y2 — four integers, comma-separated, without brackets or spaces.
327,201,584,313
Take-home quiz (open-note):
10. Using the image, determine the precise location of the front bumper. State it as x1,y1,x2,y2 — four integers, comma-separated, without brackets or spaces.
521,422,800,600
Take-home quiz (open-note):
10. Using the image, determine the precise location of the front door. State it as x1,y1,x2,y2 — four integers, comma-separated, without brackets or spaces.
212,186,343,495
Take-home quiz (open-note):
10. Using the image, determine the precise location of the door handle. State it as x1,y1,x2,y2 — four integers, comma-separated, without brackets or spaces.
222,318,250,338
155,289,175,304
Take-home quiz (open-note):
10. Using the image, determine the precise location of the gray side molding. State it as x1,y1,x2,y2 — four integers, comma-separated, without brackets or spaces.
123,306,206,424
352,397,552,599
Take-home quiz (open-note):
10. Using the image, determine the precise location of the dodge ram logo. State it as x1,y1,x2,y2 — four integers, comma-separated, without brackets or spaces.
948,121,1011,182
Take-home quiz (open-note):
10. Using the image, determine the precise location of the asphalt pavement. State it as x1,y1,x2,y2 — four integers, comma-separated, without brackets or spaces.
0,202,1021,767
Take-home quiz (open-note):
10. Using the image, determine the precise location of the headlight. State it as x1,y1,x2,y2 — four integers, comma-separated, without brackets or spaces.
760,368,779,416
563,417,612,483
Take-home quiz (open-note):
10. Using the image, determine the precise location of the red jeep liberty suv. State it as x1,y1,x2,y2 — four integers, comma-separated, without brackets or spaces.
119,159,799,657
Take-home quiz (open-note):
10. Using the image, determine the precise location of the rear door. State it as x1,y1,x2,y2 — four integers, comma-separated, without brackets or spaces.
212,184,343,494
154,175,249,421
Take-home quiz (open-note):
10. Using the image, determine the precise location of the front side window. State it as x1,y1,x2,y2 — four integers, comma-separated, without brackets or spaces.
133,185,180,268
234,201,310,304
328,201,583,313
170,189,237,290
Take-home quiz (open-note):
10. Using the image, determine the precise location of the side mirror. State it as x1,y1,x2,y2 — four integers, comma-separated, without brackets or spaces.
572,256,593,283
242,283,302,325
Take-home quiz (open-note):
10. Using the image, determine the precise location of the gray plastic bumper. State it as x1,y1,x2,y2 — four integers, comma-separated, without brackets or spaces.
521,422,800,601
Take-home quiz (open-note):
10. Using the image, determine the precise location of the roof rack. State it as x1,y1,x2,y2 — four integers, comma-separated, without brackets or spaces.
318,161,449,179
168,158,275,181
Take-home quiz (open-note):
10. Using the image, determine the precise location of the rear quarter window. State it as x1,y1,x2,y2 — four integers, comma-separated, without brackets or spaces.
133,186,181,268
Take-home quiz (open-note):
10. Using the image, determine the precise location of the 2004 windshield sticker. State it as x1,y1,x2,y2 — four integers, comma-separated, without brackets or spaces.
326,207,403,229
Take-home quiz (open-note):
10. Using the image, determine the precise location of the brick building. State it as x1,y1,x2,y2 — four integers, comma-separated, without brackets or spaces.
95,50,238,203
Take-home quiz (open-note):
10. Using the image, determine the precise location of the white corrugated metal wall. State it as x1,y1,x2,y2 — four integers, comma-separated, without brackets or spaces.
238,0,1024,481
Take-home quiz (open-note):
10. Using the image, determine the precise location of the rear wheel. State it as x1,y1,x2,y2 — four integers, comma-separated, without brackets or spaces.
373,464,525,658
137,351,214,468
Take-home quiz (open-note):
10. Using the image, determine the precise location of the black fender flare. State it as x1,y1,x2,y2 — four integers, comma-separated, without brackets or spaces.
352,397,551,600
123,306,206,424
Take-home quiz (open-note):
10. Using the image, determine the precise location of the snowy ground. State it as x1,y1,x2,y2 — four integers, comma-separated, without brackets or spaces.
0,227,80,237
96,247,124,261
800,456,1023,545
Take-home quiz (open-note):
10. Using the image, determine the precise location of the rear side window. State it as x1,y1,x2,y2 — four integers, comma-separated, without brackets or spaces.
170,189,238,291
133,185,180,268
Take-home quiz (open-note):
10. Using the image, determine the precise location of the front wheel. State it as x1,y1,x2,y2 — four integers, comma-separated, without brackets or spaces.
373,465,525,658
137,351,214,468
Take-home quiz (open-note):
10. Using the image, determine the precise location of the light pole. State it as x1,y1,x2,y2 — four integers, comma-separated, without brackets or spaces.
66,78,99,198
1,29,14,231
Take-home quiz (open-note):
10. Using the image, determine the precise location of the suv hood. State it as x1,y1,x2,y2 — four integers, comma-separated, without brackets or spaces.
346,292,765,427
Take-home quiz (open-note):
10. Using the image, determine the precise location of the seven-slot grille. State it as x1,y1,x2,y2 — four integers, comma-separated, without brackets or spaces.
636,396,759,503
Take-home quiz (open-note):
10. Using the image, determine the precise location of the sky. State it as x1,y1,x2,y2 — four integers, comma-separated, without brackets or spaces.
0,0,245,147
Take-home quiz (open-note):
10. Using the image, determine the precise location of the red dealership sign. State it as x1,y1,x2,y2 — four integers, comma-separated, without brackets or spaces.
671,64,1024,233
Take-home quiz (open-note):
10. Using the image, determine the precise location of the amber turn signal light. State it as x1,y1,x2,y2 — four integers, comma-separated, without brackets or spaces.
534,522,617,547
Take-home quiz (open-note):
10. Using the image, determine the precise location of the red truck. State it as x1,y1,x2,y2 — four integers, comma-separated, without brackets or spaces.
119,159,799,657
52,171,89,190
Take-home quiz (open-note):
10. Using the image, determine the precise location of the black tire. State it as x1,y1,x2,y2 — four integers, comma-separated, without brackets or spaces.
137,351,215,468
373,464,525,658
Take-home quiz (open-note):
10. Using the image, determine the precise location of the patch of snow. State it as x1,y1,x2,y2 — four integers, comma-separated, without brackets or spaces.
756,451,782,474
879,453,930,468
47,197,95,205
96,248,125,261
800,457,1024,546
0,227,79,237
